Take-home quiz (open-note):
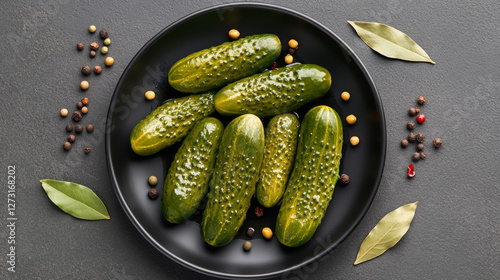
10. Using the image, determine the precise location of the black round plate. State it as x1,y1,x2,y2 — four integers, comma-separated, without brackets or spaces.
106,3,386,279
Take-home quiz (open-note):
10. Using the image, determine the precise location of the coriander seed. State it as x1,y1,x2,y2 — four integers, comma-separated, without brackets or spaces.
60,108,69,117
80,80,89,90
243,241,252,251
148,176,158,186
81,106,88,114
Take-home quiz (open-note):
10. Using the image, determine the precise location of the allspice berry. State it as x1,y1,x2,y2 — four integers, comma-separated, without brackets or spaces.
86,124,94,133
408,107,417,116
81,106,88,114
60,108,69,117
417,96,426,105
408,132,416,142
412,152,420,161
81,65,91,75
433,138,443,148
416,132,425,143
67,134,76,143
89,50,96,58
76,42,84,51
401,139,409,148
99,29,109,39
406,121,416,130
148,188,159,199
148,176,158,186
63,142,72,151
94,65,102,74
80,80,89,90
416,143,424,151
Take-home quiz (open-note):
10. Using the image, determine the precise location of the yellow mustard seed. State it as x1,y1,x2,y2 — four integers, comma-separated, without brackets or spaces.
341,91,350,101
101,46,108,54
262,227,273,239
346,114,357,125
288,39,298,49
148,176,158,186
228,29,240,39
284,54,294,64
350,136,360,146
89,25,96,33
105,57,114,67
104,38,111,46
145,90,156,101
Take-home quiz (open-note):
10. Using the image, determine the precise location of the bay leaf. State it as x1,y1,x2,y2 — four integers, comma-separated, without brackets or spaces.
40,179,110,220
354,201,418,265
348,21,435,64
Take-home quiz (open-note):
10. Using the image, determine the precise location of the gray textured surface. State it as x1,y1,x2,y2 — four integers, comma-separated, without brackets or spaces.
1,0,499,279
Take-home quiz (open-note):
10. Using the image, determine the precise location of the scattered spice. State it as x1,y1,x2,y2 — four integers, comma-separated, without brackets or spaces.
408,132,416,142
81,65,91,75
288,39,299,49
341,91,350,101
284,54,293,64
99,29,109,39
271,61,277,70
80,80,89,90
75,124,84,134
148,176,158,186
76,42,84,51
89,42,99,51
101,46,109,54
406,121,415,130
105,57,114,67
401,139,409,148
65,124,73,132
104,38,111,46
407,164,415,178
68,134,76,143
408,107,417,116
412,152,420,162
81,106,88,114
346,114,357,125
89,50,96,58
86,124,94,133
339,174,350,184
83,147,91,154
82,97,89,105
288,47,296,55
416,143,424,151
243,241,252,251
228,29,240,39
417,96,426,105
93,65,102,74
433,138,443,148
148,188,159,199
262,227,273,239
416,114,426,124
420,152,426,159
63,142,72,151
255,206,264,217
76,101,83,109
416,132,425,143
350,136,360,146
72,111,82,122
145,90,155,100
89,25,96,33
246,227,255,238
60,108,69,117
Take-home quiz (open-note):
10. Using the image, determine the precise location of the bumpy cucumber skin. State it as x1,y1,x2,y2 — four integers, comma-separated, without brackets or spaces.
276,106,343,247
214,64,332,118
130,92,215,156
168,34,281,93
201,114,265,247
161,117,224,224
256,114,300,208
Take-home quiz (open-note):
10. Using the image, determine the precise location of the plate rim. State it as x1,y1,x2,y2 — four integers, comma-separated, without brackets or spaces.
105,2,386,279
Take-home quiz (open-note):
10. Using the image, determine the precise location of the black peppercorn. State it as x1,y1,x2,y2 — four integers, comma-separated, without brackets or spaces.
86,124,94,133
75,124,83,134
89,50,96,57
417,96,426,105
68,134,76,143
65,124,73,132
72,110,82,122
76,42,84,51
246,227,255,238
420,152,427,159
339,174,350,184
81,65,91,75
288,47,296,55
408,107,417,116
433,138,443,148
408,132,416,142
406,121,416,130
416,143,424,151
148,188,159,199
99,29,109,39
412,152,420,161
401,139,409,148
63,141,72,151
76,101,83,109
83,146,91,154
416,132,425,143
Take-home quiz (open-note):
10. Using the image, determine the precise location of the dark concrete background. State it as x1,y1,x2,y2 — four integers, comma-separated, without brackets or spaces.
1,0,499,279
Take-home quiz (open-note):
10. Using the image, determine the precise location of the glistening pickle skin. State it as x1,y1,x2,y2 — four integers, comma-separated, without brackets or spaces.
276,106,343,247
214,64,332,118
256,113,300,208
161,117,224,224
168,34,282,93
201,114,265,247
130,92,215,156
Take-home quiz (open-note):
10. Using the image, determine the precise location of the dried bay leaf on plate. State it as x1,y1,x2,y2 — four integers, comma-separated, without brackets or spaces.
354,201,418,265
348,21,435,64
40,179,110,220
